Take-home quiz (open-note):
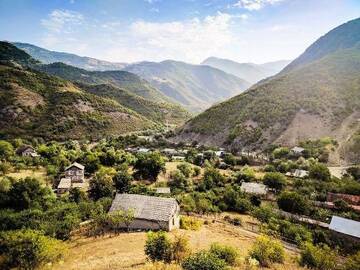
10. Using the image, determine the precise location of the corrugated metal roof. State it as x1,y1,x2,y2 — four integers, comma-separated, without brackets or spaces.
329,216,360,238
58,178,71,189
109,194,179,222
65,162,84,171
155,187,171,194
241,182,267,195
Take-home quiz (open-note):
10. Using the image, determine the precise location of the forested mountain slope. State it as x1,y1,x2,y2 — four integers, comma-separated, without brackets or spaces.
176,18,360,164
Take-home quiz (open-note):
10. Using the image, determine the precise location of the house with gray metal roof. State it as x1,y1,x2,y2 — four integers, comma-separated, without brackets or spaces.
240,182,268,196
109,194,180,231
329,216,360,242
65,162,85,183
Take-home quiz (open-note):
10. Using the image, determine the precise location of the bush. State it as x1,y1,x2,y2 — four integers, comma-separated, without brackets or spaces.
263,172,286,191
170,170,189,190
299,242,337,270
309,163,331,181
249,235,284,267
209,243,238,266
182,251,227,270
180,216,203,231
171,235,191,263
145,231,172,263
234,198,252,213
277,191,309,215
0,229,67,270
344,251,360,270
177,163,193,178
252,206,275,223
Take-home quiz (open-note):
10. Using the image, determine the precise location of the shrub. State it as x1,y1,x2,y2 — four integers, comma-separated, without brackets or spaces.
234,198,252,213
309,163,331,181
171,235,191,263
299,242,337,270
0,229,67,270
180,216,203,231
145,231,172,263
344,251,360,270
170,170,189,189
277,191,309,215
209,243,238,266
249,235,284,267
263,172,286,191
252,206,275,223
182,251,227,270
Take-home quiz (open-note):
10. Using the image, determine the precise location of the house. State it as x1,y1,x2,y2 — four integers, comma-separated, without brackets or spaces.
329,216,360,243
215,151,225,158
65,162,85,183
155,187,171,194
109,194,180,231
137,148,150,154
291,146,305,155
57,178,72,194
285,169,309,178
241,182,268,196
16,145,39,157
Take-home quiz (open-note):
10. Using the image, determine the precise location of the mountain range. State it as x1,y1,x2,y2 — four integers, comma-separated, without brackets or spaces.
124,60,251,112
0,42,190,140
13,42,127,71
12,43,254,112
176,17,360,164
201,57,291,84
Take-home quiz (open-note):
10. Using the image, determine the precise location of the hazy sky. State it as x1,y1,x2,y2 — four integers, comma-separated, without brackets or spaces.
1,0,359,64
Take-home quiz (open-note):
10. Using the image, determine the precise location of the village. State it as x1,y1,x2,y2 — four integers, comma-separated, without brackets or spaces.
0,133,359,270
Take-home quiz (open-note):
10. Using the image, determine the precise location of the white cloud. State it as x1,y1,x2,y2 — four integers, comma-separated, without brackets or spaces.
41,9,83,33
116,12,237,63
234,0,284,11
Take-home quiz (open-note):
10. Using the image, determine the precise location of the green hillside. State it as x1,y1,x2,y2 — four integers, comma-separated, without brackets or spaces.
0,42,157,140
36,62,171,103
177,18,360,163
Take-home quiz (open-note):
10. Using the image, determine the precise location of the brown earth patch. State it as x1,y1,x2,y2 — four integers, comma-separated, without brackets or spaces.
11,83,44,109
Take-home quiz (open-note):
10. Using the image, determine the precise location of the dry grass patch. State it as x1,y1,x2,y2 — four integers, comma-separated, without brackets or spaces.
53,217,303,270
5,167,48,184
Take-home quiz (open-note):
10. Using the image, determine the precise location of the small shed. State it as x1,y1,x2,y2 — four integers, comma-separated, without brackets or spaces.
329,216,360,242
155,187,171,194
291,146,305,155
16,145,39,157
171,156,185,161
109,194,180,231
57,178,71,194
286,169,309,178
65,162,85,183
241,182,268,196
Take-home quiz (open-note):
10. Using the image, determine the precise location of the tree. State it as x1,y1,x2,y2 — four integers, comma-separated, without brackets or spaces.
177,162,193,178
0,140,14,160
299,243,337,270
249,235,284,267
309,163,331,181
108,209,134,234
145,231,172,263
182,251,227,270
235,166,255,182
89,173,115,200
0,229,67,270
7,177,51,210
68,187,87,203
169,170,189,189
201,167,225,190
113,170,132,193
134,152,166,181
277,191,309,215
272,147,289,159
263,172,286,192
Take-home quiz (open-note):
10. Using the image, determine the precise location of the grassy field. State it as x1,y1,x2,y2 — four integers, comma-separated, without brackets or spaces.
5,167,48,184
52,215,303,270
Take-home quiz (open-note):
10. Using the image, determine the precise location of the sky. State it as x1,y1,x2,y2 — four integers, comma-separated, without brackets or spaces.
0,0,360,64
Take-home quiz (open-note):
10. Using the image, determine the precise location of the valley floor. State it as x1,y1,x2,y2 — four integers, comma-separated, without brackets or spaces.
52,215,303,270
